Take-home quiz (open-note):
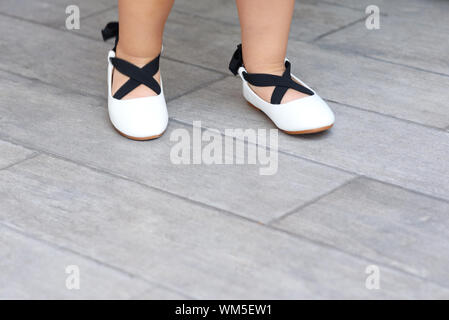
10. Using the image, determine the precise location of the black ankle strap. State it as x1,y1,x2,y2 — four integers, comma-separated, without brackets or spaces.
102,22,161,99
229,44,314,104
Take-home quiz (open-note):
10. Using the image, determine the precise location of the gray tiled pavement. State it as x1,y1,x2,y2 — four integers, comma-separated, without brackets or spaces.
0,0,448,299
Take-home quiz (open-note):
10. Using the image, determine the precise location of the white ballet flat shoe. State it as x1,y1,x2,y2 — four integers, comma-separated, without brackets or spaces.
102,22,168,141
229,44,335,134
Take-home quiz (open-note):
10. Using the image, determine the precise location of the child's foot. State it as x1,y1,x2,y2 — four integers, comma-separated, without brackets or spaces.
112,46,161,99
102,21,168,141
229,44,334,134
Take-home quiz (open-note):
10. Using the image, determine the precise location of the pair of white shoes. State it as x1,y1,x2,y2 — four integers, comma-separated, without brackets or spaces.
103,23,334,141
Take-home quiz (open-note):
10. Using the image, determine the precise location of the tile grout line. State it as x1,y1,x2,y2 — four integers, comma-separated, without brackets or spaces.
267,176,360,225
1,136,449,290
166,74,230,103
79,5,118,22
318,1,364,13
324,98,449,132
0,152,40,172
337,50,449,79
319,0,389,16
0,222,196,300
358,174,449,205
161,55,229,77
0,66,106,101
310,16,367,43
0,11,51,27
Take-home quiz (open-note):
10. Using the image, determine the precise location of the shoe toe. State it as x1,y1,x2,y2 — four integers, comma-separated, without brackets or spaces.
273,95,335,132
108,95,168,139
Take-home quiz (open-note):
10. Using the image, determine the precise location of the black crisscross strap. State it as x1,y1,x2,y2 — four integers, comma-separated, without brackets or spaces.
229,44,314,104
102,22,161,100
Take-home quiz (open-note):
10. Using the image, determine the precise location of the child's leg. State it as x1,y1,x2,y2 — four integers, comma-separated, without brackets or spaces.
113,0,174,99
236,0,308,103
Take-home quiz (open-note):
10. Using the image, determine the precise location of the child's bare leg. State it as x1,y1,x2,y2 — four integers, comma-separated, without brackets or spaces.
236,0,308,103
113,0,174,99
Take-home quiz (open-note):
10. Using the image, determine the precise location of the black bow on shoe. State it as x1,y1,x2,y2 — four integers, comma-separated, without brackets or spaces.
101,21,119,51
229,44,244,76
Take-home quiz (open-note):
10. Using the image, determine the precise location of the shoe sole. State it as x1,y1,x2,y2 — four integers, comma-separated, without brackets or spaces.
247,101,333,135
111,122,165,141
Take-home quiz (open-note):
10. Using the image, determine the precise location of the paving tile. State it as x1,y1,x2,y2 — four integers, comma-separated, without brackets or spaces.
0,155,447,299
274,177,449,287
168,76,449,201
0,0,116,27
316,1,449,75
174,0,363,41
0,70,353,223
0,140,34,170
0,225,151,299
0,14,223,101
